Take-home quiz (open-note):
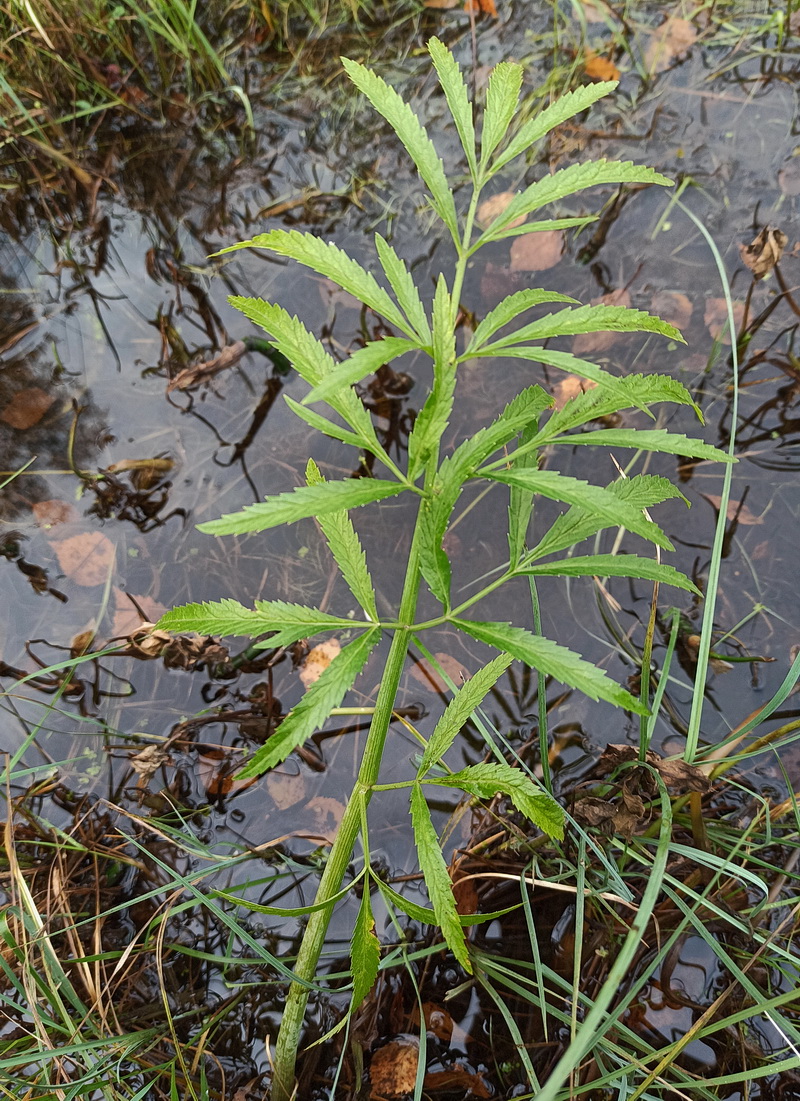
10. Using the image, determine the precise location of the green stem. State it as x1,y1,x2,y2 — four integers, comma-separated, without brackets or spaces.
271,183,479,1101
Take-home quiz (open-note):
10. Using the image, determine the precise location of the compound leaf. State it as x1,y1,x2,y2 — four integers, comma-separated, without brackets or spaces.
157,598,363,647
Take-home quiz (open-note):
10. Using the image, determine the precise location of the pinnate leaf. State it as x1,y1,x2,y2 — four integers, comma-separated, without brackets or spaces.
477,160,673,242
430,762,564,839
549,428,732,463
408,276,456,479
483,469,673,550
238,629,381,777
527,474,685,561
466,289,578,353
481,302,684,351
198,480,405,536
410,784,471,972
452,618,647,714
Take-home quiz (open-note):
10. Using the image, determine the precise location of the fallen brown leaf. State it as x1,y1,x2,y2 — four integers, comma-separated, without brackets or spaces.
370,1038,419,1099
600,744,712,794
465,0,497,13
266,770,306,810
167,341,248,392
572,288,631,355
740,226,787,280
31,499,80,535
584,49,620,81
410,1002,454,1044
701,494,763,526
409,652,468,695
509,230,564,272
476,191,526,230
0,387,55,430
129,744,171,784
54,532,115,586
552,375,598,410
305,795,346,843
650,290,693,332
197,748,255,798
299,639,341,687
424,1065,490,1098
778,158,800,197
704,298,745,345
644,15,697,74
112,589,168,637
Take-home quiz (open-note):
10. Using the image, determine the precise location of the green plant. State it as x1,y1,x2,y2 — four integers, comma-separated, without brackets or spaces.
157,39,731,1098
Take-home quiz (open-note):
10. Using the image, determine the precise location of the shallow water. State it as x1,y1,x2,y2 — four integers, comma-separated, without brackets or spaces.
2,1,800,1093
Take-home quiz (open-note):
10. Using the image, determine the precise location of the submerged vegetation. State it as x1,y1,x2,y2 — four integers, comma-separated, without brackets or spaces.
4,4,800,1101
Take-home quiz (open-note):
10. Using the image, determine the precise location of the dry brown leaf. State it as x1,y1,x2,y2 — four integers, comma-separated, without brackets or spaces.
509,230,564,272
370,1038,419,1099
31,499,80,534
465,0,497,13
424,1066,491,1098
196,749,255,798
167,341,247,392
266,770,306,810
644,15,697,74
572,288,631,355
476,191,526,230
305,795,346,843
410,1002,454,1044
70,629,96,658
600,744,712,794
552,375,597,410
299,639,341,688
584,50,620,81
409,652,468,695
701,494,763,525
740,226,787,280
650,290,693,332
704,298,745,345
577,0,611,22
778,158,800,197
112,589,168,638
129,744,171,784
0,387,55,430
54,532,115,586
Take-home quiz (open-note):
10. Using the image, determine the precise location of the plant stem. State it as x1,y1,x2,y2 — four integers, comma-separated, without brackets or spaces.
271,190,477,1101
270,465,433,1101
